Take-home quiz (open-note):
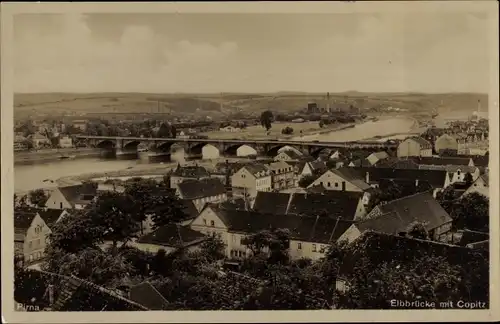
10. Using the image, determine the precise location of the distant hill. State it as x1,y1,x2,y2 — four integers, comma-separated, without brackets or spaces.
14,92,488,119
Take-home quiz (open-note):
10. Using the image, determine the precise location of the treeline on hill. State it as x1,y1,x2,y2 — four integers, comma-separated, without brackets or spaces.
14,177,490,310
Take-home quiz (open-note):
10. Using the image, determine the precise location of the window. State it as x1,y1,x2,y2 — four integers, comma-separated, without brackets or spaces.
36,239,40,247
312,244,317,252
203,219,207,225
335,182,338,187
211,220,215,227
328,182,331,187
297,243,302,250
28,241,32,249
232,234,236,243
242,174,246,178
59,202,63,209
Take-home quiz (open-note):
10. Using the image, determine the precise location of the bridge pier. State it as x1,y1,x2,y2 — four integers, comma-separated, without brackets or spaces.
99,148,116,159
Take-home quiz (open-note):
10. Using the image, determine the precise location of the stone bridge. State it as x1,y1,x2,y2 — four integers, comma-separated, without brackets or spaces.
75,135,398,158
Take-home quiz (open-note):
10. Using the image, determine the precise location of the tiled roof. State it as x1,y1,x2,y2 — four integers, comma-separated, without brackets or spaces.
480,173,489,186
348,158,372,167
253,191,291,215
457,230,489,247
411,156,472,166
129,282,169,310
266,160,293,173
354,167,448,189
14,207,39,230
179,199,199,220
369,151,389,161
361,192,452,233
177,178,226,200
418,164,478,174
15,269,148,311
215,161,249,174
308,160,327,171
287,191,362,221
469,155,489,167
137,224,206,248
331,167,371,191
381,158,420,169
243,164,271,178
38,209,64,228
278,150,303,160
378,178,433,196
171,164,210,178
211,206,354,244
406,136,432,149
57,183,97,208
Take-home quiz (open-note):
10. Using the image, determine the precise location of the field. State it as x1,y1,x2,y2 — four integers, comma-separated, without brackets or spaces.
199,121,347,140
14,92,488,121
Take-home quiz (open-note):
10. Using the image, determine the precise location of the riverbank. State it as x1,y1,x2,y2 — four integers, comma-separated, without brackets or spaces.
15,148,100,166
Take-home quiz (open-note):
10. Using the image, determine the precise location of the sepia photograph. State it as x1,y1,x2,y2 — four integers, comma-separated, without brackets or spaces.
1,1,499,323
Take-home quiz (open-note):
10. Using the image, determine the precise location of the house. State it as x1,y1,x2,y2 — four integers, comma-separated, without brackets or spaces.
353,167,451,197
434,133,468,154
462,173,489,198
128,282,170,310
329,150,342,160
45,183,97,210
176,178,227,212
418,164,480,183
58,135,73,148
308,167,372,193
274,150,303,162
378,158,420,169
266,160,296,190
397,137,433,158
339,192,453,242
347,158,373,168
299,160,327,179
412,156,475,167
14,208,67,263
170,164,211,188
31,133,51,149
252,190,366,221
190,205,354,261
14,134,29,151
72,120,88,131
14,268,149,311
366,151,389,166
97,182,126,193
133,223,207,255
231,164,272,200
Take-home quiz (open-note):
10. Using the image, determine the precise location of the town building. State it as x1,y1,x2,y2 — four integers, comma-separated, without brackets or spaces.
412,156,475,167
365,151,390,166
462,173,489,198
58,135,73,148
170,164,211,189
31,133,51,149
339,192,453,242
274,150,303,162
308,167,372,193
14,208,67,263
231,164,272,200
190,205,354,261
72,120,88,131
397,137,433,158
417,164,480,183
353,167,451,197
252,190,367,221
45,183,97,210
133,223,207,255
299,160,327,179
266,160,296,190
175,178,227,212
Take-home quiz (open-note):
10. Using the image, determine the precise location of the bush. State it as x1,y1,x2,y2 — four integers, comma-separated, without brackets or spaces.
281,126,294,135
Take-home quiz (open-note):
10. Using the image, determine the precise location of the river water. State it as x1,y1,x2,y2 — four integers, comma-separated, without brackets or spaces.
14,117,416,192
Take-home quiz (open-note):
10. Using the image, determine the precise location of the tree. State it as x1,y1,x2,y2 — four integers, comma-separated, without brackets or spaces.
298,174,317,188
260,110,274,131
406,221,430,240
149,191,190,230
453,192,489,232
157,122,172,138
85,191,140,253
281,126,294,135
464,172,473,186
199,236,226,263
366,181,404,212
242,228,291,264
28,189,48,208
124,178,160,234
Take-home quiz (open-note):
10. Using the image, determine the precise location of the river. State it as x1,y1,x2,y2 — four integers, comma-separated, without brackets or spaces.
15,116,416,192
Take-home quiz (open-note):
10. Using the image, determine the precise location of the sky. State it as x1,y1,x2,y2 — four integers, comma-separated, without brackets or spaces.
13,12,491,93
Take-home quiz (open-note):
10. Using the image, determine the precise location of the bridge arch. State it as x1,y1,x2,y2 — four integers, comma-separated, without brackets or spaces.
123,140,142,150
224,144,258,157
96,140,115,149
266,144,301,157
156,142,176,152
188,142,210,155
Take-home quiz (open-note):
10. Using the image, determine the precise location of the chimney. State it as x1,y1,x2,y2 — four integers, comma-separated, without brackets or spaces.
415,179,419,187
477,99,481,113
365,172,370,184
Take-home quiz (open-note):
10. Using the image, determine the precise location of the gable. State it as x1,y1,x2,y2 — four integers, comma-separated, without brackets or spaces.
45,189,72,209
190,206,228,230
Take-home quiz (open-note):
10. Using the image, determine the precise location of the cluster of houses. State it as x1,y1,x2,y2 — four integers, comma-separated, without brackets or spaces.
14,137,489,267
14,133,74,151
